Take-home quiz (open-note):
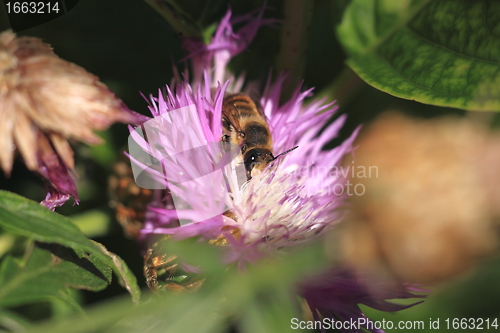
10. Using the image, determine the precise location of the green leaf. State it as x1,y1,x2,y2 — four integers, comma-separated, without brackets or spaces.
91,242,142,302
0,310,31,332
0,234,16,258
70,209,111,238
337,0,500,111
0,246,108,308
0,190,141,303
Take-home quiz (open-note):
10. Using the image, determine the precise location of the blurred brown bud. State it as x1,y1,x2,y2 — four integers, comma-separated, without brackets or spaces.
0,30,147,208
338,112,500,284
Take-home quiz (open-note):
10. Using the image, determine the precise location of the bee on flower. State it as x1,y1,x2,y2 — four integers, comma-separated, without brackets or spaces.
125,6,425,332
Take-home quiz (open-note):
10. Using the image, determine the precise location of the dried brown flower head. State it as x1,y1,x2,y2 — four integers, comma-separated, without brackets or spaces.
0,30,147,208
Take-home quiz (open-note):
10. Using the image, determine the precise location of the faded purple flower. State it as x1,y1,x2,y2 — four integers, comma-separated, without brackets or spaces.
298,268,427,333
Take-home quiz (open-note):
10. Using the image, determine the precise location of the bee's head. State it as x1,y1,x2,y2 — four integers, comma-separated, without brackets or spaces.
244,148,274,179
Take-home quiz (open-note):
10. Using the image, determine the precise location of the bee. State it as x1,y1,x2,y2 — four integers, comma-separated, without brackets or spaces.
222,93,273,180
222,93,297,179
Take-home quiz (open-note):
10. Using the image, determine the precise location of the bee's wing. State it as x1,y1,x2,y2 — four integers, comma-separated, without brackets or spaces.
249,93,266,118
222,104,244,134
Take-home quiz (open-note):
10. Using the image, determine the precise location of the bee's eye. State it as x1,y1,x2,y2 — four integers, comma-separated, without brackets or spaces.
244,149,263,173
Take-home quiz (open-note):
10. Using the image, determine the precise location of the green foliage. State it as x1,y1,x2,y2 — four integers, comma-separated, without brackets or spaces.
22,240,326,333
69,210,111,238
337,0,500,111
0,245,110,309
0,191,140,305
0,310,31,332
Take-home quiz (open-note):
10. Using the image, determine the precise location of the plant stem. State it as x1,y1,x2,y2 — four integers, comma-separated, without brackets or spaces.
143,0,200,38
275,0,314,101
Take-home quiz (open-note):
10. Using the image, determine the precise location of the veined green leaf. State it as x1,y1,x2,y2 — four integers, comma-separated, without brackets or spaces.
337,0,500,111
0,190,140,303
0,246,108,308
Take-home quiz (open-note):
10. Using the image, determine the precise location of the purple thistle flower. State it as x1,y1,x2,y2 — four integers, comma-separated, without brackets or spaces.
128,7,426,332
133,72,357,264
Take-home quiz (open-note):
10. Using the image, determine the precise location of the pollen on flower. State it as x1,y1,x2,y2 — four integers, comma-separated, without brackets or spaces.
227,165,341,248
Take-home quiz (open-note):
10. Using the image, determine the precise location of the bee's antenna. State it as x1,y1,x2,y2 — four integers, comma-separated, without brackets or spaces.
271,146,299,161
